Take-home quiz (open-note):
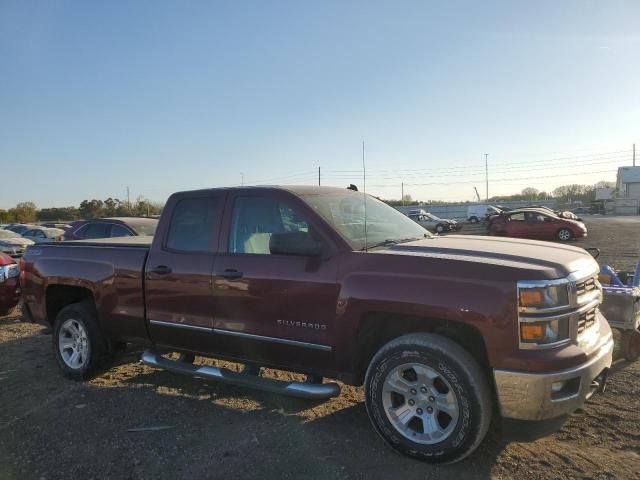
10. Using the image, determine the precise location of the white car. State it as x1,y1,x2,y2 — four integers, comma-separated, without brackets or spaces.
466,205,502,223
0,229,34,257
21,227,65,244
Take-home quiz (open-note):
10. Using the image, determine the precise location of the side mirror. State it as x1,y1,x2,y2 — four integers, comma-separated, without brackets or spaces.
270,231,323,257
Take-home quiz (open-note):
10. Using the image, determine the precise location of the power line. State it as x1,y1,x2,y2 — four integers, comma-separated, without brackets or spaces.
322,156,629,180
328,149,630,175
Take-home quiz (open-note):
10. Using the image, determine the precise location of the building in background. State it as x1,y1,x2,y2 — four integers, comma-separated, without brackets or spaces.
614,166,640,214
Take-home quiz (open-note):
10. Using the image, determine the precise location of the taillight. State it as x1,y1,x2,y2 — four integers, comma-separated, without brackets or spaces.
19,258,26,286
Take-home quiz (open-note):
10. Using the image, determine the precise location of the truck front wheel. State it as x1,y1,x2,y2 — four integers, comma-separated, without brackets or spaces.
52,301,109,380
364,333,492,463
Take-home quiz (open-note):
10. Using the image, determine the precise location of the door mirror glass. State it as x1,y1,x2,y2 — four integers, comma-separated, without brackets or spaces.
270,231,322,256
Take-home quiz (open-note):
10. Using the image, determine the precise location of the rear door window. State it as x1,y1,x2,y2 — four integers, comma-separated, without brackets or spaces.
165,197,219,252
110,224,134,237
78,223,110,239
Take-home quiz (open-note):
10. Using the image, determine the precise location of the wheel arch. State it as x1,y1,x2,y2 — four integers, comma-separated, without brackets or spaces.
46,284,96,326
351,312,493,387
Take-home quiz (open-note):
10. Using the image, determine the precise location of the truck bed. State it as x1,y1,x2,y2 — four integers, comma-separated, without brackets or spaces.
55,236,153,248
22,238,151,344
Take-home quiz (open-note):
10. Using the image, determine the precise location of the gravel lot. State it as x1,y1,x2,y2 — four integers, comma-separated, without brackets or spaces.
1,216,639,480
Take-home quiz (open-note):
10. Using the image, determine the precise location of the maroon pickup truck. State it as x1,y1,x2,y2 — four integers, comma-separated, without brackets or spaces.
20,186,613,463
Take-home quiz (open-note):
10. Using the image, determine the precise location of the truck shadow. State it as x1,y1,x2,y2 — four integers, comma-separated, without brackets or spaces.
0,325,508,480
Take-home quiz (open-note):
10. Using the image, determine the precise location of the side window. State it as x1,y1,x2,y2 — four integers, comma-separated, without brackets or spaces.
110,224,133,238
37,230,46,238
510,212,525,221
166,197,218,252
229,196,309,254
78,223,110,239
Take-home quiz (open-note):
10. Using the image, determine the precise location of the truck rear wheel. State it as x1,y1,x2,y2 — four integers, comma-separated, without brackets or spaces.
364,333,492,463
52,301,109,380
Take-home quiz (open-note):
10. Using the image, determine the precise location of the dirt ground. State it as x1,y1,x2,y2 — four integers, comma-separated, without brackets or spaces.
1,217,639,480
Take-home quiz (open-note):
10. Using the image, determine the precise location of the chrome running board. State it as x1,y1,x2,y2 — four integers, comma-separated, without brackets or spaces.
141,350,341,400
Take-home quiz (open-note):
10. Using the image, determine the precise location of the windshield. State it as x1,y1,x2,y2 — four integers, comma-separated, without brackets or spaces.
298,191,431,250
0,230,19,239
425,213,440,220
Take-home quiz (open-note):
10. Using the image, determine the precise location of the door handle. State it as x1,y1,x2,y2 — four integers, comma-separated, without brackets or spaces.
220,269,243,280
150,265,172,275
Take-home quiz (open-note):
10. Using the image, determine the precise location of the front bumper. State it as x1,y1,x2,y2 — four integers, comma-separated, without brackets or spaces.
493,331,613,421
0,278,20,314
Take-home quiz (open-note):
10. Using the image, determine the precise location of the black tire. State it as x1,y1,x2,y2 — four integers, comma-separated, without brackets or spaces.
469,216,479,224
621,330,640,362
435,224,445,234
556,228,572,241
364,333,492,463
52,301,110,380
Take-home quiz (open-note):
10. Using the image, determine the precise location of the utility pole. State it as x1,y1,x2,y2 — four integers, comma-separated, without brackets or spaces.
126,186,130,212
401,182,404,206
318,166,321,186
634,144,636,167
484,153,489,201
241,172,244,186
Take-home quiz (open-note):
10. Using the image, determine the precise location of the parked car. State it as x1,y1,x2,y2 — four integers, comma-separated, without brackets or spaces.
488,209,587,241
466,204,502,223
0,229,34,258
572,207,591,215
0,252,20,316
40,222,72,229
21,186,612,463
407,209,462,233
524,205,581,221
21,227,65,243
5,224,38,235
62,217,159,241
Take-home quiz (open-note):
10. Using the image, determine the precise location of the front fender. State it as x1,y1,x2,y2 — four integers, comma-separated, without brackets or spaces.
333,271,516,372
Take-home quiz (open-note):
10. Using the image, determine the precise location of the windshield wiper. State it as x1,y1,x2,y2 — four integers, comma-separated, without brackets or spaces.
363,236,426,250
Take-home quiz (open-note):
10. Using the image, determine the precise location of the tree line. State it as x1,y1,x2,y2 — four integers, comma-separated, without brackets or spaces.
382,181,616,206
0,197,164,224
488,181,615,204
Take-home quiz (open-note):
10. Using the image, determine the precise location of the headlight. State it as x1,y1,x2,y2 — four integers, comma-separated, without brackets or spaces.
520,318,570,346
0,264,19,283
519,283,569,310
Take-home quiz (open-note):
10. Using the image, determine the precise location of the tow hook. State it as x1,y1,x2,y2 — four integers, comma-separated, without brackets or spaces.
591,368,609,394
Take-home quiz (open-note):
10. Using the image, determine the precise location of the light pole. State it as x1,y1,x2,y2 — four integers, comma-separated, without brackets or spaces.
484,153,489,201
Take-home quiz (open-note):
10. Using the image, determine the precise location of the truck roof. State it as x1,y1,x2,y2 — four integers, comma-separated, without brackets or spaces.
173,185,359,196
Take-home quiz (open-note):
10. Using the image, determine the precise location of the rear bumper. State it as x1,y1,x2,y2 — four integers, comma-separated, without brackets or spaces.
493,331,613,421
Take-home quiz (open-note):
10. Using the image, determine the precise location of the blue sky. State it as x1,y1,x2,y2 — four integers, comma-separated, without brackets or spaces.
1,1,639,208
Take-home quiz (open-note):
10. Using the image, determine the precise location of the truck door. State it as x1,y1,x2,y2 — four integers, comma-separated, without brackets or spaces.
212,190,340,371
145,192,226,353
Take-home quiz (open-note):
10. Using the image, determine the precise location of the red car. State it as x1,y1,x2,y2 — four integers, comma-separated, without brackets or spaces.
488,209,587,241
0,252,20,316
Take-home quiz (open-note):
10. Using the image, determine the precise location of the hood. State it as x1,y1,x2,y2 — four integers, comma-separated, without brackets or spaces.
0,237,34,247
374,235,597,279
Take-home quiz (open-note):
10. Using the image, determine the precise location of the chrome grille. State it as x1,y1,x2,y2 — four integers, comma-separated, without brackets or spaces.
577,308,597,335
576,277,597,297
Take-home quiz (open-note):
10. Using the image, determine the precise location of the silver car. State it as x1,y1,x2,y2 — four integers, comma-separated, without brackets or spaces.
21,227,65,244
408,209,461,234
0,228,34,257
